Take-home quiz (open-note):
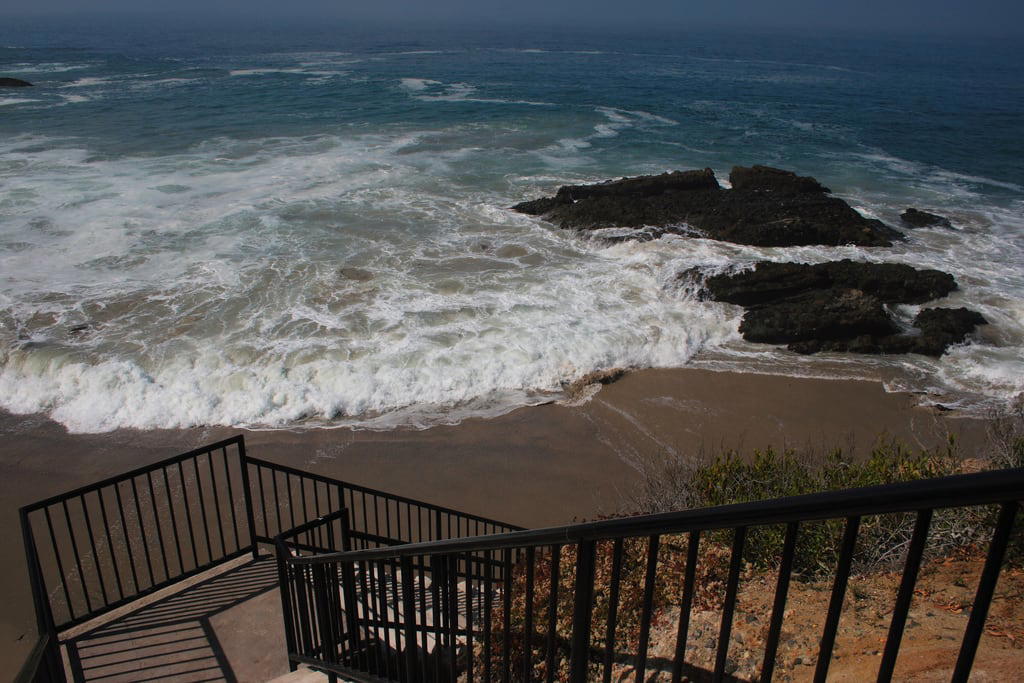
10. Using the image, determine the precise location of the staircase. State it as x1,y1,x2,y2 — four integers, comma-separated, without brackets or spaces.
16,436,1024,683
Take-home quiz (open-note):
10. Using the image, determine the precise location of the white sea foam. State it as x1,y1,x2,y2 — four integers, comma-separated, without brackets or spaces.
0,98,38,107
2,85,1022,434
0,131,751,432
7,62,90,74
399,77,441,91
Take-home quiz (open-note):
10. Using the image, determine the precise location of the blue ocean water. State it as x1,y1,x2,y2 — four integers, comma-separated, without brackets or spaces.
1,18,1022,432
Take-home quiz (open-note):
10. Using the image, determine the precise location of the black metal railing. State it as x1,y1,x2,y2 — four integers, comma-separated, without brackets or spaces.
282,467,1024,683
247,456,522,551
275,508,355,670
19,435,519,682
20,436,257,633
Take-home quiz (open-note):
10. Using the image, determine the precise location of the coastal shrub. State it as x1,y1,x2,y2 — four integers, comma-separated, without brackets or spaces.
484,411,1024,681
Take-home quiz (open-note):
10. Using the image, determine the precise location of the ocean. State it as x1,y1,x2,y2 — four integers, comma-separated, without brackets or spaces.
1,17,1022,433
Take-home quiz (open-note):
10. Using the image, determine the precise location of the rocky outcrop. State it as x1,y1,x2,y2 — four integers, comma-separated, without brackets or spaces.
0,77,33,87
692,261,986,356
513,165,900,247
901,208,952,229
702,260,956,307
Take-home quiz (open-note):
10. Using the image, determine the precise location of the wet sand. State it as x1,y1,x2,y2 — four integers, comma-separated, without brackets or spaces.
0,368,988,673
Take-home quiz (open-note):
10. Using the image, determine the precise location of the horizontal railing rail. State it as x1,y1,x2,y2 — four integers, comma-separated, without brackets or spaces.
292,466,1024,564
284,467,1023,683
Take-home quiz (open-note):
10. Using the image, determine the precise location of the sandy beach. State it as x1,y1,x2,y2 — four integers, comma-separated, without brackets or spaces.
0,367,990,673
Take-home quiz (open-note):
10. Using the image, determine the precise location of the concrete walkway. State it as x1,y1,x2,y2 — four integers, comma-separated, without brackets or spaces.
61,554,296,682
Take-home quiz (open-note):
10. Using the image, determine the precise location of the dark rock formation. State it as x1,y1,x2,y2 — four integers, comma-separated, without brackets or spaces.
703,260,956,307
0,77,33,87
692,261,986,356
513,165,900,247
901,208,952,229
740,288,896,344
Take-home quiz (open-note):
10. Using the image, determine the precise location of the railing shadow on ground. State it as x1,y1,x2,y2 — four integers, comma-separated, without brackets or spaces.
63,555,280,683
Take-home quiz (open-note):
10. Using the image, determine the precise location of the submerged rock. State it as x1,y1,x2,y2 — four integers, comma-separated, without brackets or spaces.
693,261,985,357
339,266,374,282
901,208,953,229
513,165,900,247
0,77,33,87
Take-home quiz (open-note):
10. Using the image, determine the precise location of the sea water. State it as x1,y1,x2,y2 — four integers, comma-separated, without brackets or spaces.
1,18,1022,432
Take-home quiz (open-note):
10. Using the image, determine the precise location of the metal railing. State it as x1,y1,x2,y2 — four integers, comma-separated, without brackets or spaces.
246,456,521,552
282,467,1024,683
20,436,256,633
18,435,519,682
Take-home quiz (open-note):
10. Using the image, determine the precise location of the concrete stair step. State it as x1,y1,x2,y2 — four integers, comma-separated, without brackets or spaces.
267,665,333,682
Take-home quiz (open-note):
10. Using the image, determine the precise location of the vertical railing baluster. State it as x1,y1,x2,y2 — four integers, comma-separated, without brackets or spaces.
483,548,494,683
237,440,259,558
357,557,377,674
161,469,186,574
502,548,513,683
401,555,420,683
340,557,362,671
671,531,702,683
713,527,747,683
96,488,126,601
286,473,297,532
277,545,299,671
877,510,933,682
603,538,624,683
129,477,156,587
271,469,283,537
466,552,476,683
418,553,429,681
61,499,93,614
256,464,269,539
43,507,75,621
113,482,141,594
206,454,227,557
177,462,201,570
814,516,861,682
191,459,214,565
220,448,241,552
390,555,404,678
544,544,561,683
431,554,443,683
760,523,798,683
145,471,171,582
952,501,1019,682
634,535,661,683
79,494,109,607
569,540,597,683
523,546,536,681
299,477,309,528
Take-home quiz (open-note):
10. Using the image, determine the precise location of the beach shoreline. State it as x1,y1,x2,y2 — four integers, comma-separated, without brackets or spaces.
0,367,990,672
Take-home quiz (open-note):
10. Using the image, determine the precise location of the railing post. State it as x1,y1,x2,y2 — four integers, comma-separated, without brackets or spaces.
401,556,420,683
275,540,299,672
568,540,596,683
237,438,260,559
339,558,363,670
313,564,337,665
20,508,66,683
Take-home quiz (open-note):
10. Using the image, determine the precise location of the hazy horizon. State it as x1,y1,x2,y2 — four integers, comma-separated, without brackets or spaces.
1,1,1022,39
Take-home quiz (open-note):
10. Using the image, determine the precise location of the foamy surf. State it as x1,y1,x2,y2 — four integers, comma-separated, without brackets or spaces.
1,26,1022,433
